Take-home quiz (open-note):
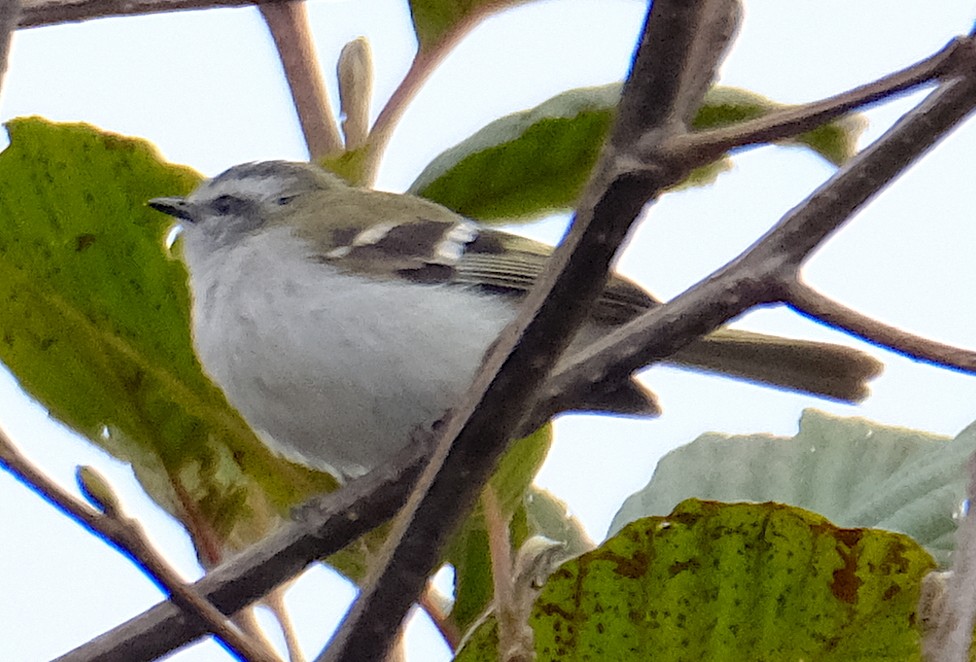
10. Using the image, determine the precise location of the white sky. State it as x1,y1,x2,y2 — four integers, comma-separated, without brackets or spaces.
2,1,975,660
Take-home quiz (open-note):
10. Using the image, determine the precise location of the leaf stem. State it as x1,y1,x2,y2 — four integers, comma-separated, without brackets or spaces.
259,1,343,160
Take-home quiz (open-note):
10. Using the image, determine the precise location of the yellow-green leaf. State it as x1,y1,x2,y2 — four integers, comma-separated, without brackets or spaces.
410,85,864,222
408,0,531,53
459,500,935,661
0,118,336,560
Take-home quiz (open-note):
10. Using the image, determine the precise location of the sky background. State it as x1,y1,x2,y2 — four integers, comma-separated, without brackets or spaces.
2,1,976,660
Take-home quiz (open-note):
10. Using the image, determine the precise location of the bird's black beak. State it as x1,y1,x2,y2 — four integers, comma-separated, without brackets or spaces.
148,197,197,223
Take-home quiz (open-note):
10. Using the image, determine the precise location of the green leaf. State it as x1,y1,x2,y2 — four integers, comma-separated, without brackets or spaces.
458,500,935,661
692,86,864,166
408,0,530,53
410,85,617,221
489,425,553,517
610,410,969,566
0,117,336,558
319,146,369,186
410,85,864,222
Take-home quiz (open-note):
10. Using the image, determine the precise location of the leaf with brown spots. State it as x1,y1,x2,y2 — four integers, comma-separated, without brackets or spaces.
458,499,934,661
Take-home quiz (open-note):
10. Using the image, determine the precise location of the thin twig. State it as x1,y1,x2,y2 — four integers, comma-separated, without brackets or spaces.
259,1,342,160
787,280,976,373
0,429,278,662
665,33,970,163
19,0,298,28
417,586,460,651
55,441,428,662
360,24,472,185
232,608,282,659
264,586,306,662
483,486,532,662
359,0,530,184
107,501,281,662
0,427,111,535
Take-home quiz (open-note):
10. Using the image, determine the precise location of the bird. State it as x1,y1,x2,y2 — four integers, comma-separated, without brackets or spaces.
149,160,882,480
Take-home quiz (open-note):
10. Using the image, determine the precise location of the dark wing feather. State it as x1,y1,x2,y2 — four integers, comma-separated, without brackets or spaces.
316,213,658,324
454,229,658,325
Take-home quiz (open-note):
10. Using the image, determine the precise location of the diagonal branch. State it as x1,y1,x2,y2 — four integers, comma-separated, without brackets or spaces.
359,21,470,185
787,280,976,373
18,0,296,29
317,2,743,660
0,429,278,662
53,441,428,662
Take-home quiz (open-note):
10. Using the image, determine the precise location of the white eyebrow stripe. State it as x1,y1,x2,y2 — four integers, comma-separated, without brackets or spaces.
193,175,289,203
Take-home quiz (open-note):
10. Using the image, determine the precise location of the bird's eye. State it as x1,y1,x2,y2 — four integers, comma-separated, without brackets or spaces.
211,195,239,215
276,195,296,206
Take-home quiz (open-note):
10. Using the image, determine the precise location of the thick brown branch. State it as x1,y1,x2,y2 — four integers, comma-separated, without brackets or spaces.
787,281,976,373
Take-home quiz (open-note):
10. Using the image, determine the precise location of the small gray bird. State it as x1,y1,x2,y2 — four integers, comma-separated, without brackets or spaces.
149,161,881,480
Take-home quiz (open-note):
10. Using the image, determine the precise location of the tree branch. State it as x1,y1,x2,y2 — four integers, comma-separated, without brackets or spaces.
0,430,278,662
665,32,971,163
481,485,529,661
0,0,20,97
787,280,976,373
358,13,480,185
54,442,427,661
18,0,295,29
49,13,976,662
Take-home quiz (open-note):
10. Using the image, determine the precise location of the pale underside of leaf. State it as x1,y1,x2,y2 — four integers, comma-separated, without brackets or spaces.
610,409,966,566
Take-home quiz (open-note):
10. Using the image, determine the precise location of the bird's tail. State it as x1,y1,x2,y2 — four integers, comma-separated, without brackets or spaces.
669,328,882,402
